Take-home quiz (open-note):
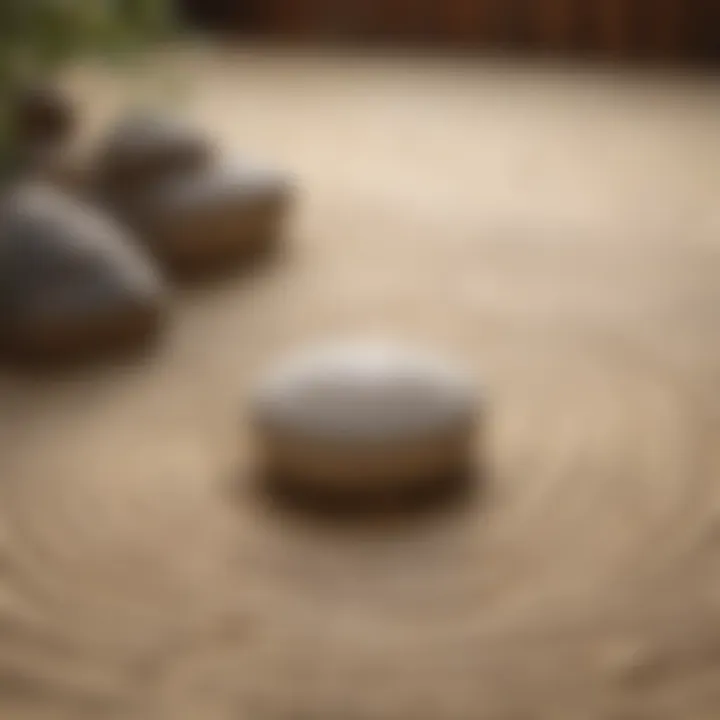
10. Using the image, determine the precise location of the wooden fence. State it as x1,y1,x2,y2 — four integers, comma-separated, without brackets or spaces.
188,1,718,63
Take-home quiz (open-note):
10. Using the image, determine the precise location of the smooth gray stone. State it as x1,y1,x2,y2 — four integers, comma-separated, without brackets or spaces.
254,341,476,445
0,184,167,359
251,340,478,505
94,113,214,192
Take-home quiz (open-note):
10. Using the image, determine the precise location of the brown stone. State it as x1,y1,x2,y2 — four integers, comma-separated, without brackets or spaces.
114,162,294,274
12,84,75,148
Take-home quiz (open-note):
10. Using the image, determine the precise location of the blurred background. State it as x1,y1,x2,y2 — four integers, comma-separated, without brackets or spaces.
181,0,719,65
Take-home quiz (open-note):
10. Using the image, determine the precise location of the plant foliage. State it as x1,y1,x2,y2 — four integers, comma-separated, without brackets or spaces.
0,0,175,177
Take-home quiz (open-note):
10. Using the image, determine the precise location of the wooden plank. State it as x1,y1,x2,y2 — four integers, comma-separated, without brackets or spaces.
587,0,636,59
641,0,690,60
216,0,708,63
260,0,331,37
531,0,582,53
434,0,506,45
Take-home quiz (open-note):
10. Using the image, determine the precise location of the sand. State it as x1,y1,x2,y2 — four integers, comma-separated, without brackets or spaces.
1,44,720,718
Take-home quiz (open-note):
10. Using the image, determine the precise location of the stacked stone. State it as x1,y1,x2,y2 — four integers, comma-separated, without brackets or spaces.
0,98,293,363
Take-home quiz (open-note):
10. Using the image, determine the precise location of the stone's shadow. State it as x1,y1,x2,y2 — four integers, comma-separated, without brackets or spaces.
239,462,483,529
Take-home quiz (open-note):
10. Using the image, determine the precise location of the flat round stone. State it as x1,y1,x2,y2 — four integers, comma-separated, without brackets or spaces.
0,184,167,362
251,341,479,511
119,161,294,273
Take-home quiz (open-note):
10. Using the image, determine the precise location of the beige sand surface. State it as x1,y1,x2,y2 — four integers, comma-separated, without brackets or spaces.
1,45,720,718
